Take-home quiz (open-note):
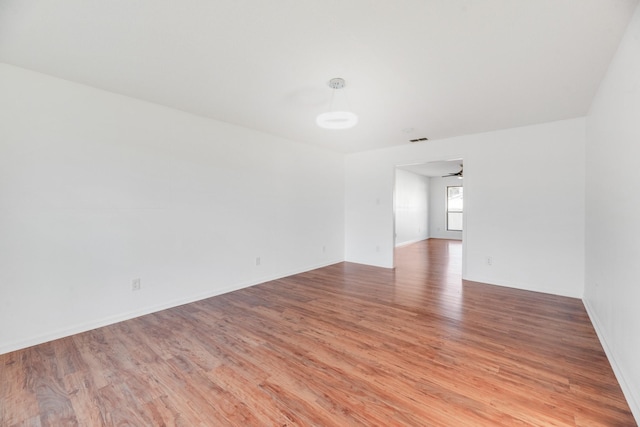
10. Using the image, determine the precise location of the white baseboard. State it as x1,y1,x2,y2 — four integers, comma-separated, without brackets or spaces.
0,259,343,355
462,274,582,299
583,299,640,424
395,237,428,248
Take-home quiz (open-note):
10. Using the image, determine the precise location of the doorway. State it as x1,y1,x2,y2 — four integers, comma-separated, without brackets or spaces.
394,160,464,269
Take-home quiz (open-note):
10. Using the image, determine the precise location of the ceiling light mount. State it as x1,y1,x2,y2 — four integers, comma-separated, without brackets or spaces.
327,78,346,90
316,77,358,130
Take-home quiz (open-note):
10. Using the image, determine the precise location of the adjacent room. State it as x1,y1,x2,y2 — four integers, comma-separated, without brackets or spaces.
1,0,639,425
394,160,464,250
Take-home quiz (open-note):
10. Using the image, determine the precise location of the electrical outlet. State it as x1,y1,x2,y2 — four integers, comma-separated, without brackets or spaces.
322,245,326,253
486,256,493,266
132,278,141,291
256,257,261,266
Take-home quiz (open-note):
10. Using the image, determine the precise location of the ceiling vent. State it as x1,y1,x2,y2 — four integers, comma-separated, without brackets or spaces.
409,137,429,143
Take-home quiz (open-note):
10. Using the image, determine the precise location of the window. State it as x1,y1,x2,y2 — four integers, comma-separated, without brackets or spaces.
447,186,463,231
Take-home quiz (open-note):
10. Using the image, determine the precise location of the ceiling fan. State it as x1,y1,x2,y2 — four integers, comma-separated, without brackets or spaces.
442,165,463,178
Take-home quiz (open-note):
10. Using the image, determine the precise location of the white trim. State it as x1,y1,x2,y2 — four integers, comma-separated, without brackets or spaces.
0,259,343,355
462,274,582,299
583,299,640,424
395,237,428,248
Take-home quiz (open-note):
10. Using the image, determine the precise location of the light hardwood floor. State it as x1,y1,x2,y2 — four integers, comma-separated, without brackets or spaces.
1,239,636,426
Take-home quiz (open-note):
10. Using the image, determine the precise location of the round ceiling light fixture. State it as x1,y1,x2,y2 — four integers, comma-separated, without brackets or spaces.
316,78,358,130
316,111,359,130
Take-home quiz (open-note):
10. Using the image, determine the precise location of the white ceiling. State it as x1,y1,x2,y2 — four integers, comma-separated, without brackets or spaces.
399,161,463,178
0,0,637,153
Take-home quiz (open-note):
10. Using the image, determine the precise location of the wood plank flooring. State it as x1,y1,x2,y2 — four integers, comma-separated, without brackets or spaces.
1,239,636,426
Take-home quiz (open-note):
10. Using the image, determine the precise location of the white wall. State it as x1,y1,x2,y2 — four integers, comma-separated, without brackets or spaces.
429,176,463,240
345,118,585,297
394,169,429,246
584,4,640,420
0,64,345,354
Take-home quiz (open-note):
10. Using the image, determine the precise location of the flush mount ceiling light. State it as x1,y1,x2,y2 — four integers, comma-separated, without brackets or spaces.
316,78,358,130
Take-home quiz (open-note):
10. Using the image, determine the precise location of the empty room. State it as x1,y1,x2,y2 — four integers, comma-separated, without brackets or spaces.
1,1,639,425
